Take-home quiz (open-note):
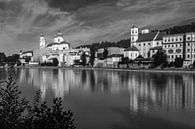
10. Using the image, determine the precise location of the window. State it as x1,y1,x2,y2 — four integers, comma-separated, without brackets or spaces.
139,44,141,46
180,44,182,47
187,49,190,52
187,55,190,58
180,38,182,41
172,44,174,47
157,42,159,45
168,45,170,47
148,43,150,45
172,55,174,59
176,38,178,42
188,37,191,40
188,43,190,46
144,43,145,46
176,44,177,47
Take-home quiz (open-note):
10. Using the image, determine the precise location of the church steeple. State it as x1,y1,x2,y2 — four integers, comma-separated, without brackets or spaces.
40,33,46,49
54,31,64,43
130,26,138,46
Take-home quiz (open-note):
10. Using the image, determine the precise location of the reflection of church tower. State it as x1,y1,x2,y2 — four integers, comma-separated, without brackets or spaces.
40,33,46,49
130,26,138,46
54,31,64,43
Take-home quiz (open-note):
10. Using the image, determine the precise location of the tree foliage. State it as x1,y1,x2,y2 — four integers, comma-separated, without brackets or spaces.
89,45,96,67
0,76,75,129
81,52,87,66
152,50,167,67
103,48,108,59
175,58,184,68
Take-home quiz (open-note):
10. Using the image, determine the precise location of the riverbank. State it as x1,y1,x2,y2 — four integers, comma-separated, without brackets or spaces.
14,66,195,74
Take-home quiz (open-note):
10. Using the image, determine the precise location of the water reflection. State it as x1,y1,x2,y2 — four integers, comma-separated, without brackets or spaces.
1,68,195,113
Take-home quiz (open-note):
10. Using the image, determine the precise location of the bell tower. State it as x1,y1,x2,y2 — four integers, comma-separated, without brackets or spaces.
40,33,46,49
54,31,64,43
130,26,138,46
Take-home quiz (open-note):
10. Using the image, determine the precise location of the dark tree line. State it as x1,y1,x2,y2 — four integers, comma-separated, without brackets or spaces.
0,52,20,63
76,39,131,50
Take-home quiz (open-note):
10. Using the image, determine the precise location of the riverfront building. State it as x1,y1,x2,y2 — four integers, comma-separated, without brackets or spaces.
40,31,70,51
163,32,195,64
129,26,165,58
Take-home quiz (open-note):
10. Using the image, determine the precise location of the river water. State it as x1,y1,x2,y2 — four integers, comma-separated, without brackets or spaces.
0,68,195,129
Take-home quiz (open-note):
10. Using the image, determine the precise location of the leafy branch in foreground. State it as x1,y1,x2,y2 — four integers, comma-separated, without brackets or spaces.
0,76,75,129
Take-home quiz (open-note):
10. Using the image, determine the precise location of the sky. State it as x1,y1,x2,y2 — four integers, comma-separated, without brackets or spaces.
0,0,195,54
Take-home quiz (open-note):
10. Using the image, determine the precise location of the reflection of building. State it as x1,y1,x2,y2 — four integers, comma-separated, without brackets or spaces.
17,69,195,112
128,73,195,112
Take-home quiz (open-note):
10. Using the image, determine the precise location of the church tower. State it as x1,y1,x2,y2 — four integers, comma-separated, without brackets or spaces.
54,31,64,43
40,33,46,49
130,26,138,46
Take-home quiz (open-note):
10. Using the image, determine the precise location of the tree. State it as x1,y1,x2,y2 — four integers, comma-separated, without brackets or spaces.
0,76,76,129
0,75,29,129
0,52,6,62
52,58,59,66
152,50,167,67
103,48,108,59
119,56,129,68
89,45,96,67
175,58,184,68
81,52,86,66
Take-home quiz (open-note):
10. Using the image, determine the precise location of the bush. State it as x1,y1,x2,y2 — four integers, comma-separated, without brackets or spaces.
175,58,183,68
0,76,75,129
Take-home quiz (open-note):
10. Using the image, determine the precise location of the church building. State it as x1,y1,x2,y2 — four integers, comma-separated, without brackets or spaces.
39,31,70,51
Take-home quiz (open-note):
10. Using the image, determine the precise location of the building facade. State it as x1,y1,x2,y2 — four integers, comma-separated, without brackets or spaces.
130,26,165,58
124,46,139,60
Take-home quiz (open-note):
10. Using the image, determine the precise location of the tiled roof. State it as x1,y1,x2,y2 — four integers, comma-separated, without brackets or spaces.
150,46,162,50
22,50,33,54
136,32,158,42
47,43,58,47
155,32,166,40
124,46,139,51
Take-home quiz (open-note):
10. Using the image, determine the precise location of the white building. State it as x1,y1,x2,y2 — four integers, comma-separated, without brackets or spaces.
130,26,165,58
163,34,184,62
40,31,70,51
124,46,139,60
163,32,195,64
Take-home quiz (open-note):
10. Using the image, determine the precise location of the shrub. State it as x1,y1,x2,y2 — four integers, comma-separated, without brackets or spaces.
0,76,75,129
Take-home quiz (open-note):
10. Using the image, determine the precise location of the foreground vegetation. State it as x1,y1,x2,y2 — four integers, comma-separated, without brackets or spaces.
0,76,75,129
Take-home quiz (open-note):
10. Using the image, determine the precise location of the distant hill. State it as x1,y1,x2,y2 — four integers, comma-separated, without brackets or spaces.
76,18,195,50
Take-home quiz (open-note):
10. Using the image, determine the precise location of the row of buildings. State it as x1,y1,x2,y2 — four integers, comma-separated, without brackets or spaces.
125,26,195,65
19,26,195,67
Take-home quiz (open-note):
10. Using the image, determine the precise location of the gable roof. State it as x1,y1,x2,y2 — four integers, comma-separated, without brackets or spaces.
124,46,139,51
136,32,158,42
155,32,166,41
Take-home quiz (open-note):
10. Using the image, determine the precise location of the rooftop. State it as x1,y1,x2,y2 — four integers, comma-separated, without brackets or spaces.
136,32,158,42
124,46,139,51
